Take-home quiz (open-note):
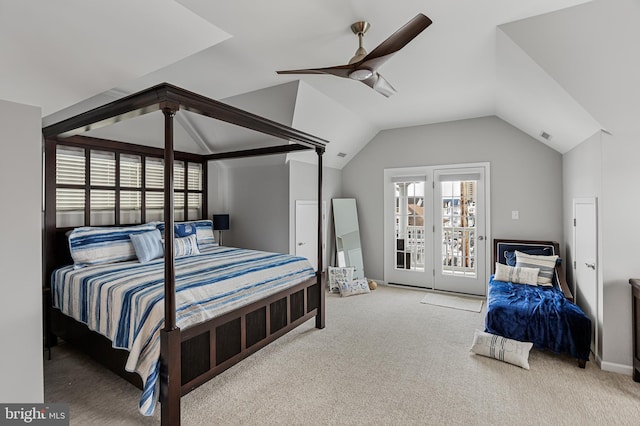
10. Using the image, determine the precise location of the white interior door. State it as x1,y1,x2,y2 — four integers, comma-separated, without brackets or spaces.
434,167,487,296
295,200,327,272
573,197,598,355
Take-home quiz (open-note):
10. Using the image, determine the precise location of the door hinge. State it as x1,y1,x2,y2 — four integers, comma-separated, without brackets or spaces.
573,218,576,226
433,225,435,233
573,260,576,269
433,269,435,277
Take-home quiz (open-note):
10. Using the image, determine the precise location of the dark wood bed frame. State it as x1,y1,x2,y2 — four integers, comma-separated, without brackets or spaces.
42,83,328,425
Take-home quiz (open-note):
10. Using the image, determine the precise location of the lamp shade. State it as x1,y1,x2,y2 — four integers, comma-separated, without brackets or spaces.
212,214,230,231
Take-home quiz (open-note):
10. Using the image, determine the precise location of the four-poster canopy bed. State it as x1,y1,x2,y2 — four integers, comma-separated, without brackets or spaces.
42,83,328,425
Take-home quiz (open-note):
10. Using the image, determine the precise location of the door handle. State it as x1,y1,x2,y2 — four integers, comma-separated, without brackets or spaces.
477,236,485,241
585,262,596,270
298,242,306,246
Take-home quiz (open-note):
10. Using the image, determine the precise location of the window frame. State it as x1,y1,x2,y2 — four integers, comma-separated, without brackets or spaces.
48,135,208,227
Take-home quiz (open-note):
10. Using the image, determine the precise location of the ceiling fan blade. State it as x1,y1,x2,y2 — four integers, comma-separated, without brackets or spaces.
358,13,432,71
277,64,353,79
362,73,397,97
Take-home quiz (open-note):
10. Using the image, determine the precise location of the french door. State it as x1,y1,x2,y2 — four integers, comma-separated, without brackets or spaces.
384,164,489,296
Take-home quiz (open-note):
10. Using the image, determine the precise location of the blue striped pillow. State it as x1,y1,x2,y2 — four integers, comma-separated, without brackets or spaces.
155,220,216,250
173,234,200,257
130,229,164,263
68,224,156,269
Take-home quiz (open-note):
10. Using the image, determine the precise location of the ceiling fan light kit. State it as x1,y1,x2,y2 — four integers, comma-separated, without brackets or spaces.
277,13,432,97
349,68,373,81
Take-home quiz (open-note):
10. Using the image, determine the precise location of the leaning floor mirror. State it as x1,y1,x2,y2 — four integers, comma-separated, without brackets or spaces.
332,198,364,279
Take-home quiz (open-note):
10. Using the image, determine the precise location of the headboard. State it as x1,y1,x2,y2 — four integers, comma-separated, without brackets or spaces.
493,239,573,303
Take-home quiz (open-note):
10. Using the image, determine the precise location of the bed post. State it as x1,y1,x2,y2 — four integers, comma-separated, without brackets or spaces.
316,146,325,329
160,104,181,426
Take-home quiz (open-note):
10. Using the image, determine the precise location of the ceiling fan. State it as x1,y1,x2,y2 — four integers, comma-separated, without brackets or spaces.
276,13,432,97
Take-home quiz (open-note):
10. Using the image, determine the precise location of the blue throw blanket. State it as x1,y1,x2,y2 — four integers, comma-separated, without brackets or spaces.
485,275,591,361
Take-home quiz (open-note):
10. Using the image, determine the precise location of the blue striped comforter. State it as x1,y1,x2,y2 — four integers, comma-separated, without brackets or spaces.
51,246,315,416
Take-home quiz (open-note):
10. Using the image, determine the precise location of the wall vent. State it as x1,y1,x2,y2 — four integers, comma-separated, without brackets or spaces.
337,152,347,158
540,131,552,141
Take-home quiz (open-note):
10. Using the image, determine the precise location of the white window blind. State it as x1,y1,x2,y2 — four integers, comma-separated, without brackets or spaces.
145,158,164,189
188,163,202,190
120,154,141,188
90,150,115,186
55,144,204,221
174,161,185,190
56,146,85,185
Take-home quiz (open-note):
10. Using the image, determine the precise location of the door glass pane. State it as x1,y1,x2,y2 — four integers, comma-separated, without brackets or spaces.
394,181,425,271
441,180,477,277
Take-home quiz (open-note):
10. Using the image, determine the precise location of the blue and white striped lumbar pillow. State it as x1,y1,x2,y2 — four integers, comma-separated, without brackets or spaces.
514,251,558,286
173,234,200,257
68,223,156,269
470,330,533,369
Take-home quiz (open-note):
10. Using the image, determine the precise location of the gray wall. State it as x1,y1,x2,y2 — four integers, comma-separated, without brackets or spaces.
564,127,637,373
342,116,563,281
288,160,342,267
0,99,44,402
562,131,603,359
223,160,290,253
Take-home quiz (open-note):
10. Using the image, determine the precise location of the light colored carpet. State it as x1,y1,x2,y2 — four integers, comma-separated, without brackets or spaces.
44,285,640,425
420,291,484,312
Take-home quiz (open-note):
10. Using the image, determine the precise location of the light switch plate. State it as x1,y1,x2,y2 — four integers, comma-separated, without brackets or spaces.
511,210,519,220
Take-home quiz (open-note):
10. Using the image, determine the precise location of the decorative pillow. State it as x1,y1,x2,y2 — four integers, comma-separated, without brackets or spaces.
130,229,164,263
515,251,559,286
155,220,216,250
68,223,156,269
173,234,200,258
328,266,356,293
338,278,371,297
504,248,552,266
505,248,561,267
470,330,533,370
494,262,539,286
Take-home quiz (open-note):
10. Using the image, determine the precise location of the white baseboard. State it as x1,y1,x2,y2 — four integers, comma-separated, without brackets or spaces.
600,360,634,376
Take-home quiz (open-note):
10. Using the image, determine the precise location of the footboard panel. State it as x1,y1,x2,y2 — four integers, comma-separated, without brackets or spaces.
178,277,319,394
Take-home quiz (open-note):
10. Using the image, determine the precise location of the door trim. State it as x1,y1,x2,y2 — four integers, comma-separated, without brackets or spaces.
383,162,491,292
572,196,599,359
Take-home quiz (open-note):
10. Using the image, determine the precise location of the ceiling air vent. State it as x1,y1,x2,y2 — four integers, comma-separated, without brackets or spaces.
540,131,552,141
337,152,347,158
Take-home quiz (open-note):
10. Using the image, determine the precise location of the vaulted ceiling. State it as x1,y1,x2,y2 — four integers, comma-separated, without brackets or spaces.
4,0,636,168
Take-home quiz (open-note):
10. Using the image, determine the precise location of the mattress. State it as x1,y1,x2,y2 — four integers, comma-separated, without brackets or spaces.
51,245,315,415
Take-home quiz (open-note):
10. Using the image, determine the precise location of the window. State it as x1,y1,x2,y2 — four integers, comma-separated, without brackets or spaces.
55,143,204,227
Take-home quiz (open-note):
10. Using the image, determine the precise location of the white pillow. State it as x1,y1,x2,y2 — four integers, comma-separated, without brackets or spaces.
514,251,558,286
338,278,371,297
494,262,539,286
470,330,533,369
328,266,355,293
